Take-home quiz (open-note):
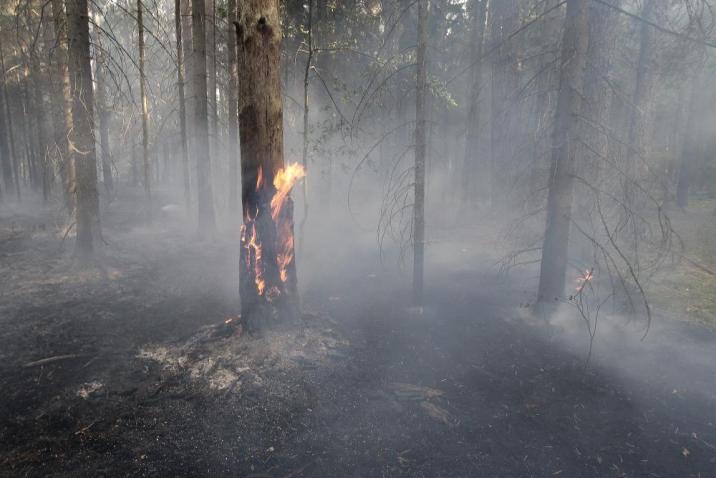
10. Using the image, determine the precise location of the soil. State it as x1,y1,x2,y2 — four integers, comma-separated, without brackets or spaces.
1,191,715,477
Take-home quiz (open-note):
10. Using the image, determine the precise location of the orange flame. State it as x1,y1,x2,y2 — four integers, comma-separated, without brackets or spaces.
575,269,594,293
243,162,305,297
271,163,306,220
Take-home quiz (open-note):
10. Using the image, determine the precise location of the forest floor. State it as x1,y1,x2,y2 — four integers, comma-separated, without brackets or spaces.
1,188,715,477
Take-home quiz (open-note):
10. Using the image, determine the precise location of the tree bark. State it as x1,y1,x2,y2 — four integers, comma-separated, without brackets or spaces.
299,0,314,255
67,0,100,257
227,0,239,214
413,0,427,305
677,69,703,209
0,41,19,201
537,0,590,304
50,0,74,210
137,0,151,208
206,0,217,157
0,40,13,197
461,0,487,206
624,0,656,206
95,29,113,196
176,0,191,210
193,0,217,232
489,0,519,205
236,0,298,331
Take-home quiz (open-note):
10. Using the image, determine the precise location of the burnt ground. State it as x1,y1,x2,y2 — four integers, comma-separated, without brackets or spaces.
1,190,715,477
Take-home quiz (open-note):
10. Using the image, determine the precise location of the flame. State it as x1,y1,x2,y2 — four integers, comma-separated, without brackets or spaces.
242,223,265,295
271,163,306,220
575,268,594,293
243,162,305,298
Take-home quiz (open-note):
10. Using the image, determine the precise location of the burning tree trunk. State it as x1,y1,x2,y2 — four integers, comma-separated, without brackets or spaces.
67,0,100,257
413,0,428,305
536,0,589,304
235,0,303,332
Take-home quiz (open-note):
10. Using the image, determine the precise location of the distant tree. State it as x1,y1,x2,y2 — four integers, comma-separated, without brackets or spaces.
192,0,217,232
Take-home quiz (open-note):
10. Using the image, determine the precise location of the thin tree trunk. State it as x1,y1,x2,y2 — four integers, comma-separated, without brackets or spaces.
27,61,50,200
94,26,114,197
0,41,19,200
299,0,313,255
489,0,519,206
227,0,239,214
67,0,100,257
193,0,216,232
51,0,74,210
461,0,487,205
624,0,655,205
0,42,13,196
137,0,151,209
413,0,427,305
537,0,590,304
207,0,217,156
176,0,191,210
677,69,703,209
236,0,298,331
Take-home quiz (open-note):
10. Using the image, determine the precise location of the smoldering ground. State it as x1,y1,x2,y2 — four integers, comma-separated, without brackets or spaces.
1,181,715,476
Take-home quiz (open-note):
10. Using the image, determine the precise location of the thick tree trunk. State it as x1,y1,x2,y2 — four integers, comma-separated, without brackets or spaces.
537,0,590,304
137,0,151,207
227,0,239,213
193,0,217,232
176,0,191,210
67,0,100,257
236,0,298,331
461,0,487,205
413,0,427,305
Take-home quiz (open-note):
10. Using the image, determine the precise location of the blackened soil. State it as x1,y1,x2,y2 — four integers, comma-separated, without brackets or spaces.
1,196,715,477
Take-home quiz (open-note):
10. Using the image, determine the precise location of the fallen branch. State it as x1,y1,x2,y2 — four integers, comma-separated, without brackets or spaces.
23,354,84,368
